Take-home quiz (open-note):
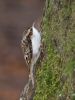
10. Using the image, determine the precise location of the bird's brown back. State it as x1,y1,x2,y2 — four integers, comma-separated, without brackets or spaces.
21,28,33,67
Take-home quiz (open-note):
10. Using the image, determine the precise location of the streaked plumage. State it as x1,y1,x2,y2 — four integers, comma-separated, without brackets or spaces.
21,28,32,67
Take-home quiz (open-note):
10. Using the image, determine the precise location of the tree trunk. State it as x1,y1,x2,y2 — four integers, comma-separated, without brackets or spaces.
34,0,75,100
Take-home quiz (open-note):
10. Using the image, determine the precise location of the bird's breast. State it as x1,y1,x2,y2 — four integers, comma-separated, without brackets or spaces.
31,27,41,55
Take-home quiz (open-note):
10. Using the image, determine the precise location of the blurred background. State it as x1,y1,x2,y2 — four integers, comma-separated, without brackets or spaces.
0,0,44,100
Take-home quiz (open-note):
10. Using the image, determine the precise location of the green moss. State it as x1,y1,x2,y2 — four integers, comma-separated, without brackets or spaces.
34,0,75,100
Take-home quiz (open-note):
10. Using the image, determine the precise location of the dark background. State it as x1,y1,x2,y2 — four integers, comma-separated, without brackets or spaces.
0,0,44,100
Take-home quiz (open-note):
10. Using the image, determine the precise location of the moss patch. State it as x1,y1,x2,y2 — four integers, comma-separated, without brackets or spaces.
34,0,75,100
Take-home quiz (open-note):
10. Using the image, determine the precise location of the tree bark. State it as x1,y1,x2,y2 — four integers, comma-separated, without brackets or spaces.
34,0,75,100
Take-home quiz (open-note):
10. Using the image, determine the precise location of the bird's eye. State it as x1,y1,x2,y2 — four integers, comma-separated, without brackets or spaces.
24,55,28,60
26,56,28,60
25,55,28,60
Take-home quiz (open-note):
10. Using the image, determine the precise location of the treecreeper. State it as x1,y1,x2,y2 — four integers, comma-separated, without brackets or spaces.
20,21,42,100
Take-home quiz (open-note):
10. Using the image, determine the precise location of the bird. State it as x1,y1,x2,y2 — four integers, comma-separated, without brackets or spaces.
21,23,41,87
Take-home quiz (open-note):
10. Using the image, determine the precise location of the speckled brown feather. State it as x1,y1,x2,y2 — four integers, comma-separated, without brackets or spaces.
21,28,33,67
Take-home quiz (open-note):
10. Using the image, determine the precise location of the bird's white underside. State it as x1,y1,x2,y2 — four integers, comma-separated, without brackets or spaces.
31,25,41,55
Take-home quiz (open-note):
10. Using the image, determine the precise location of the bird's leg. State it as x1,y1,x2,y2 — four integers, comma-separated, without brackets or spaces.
29,55,36,88
29,63,34,88
29,51,40,88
